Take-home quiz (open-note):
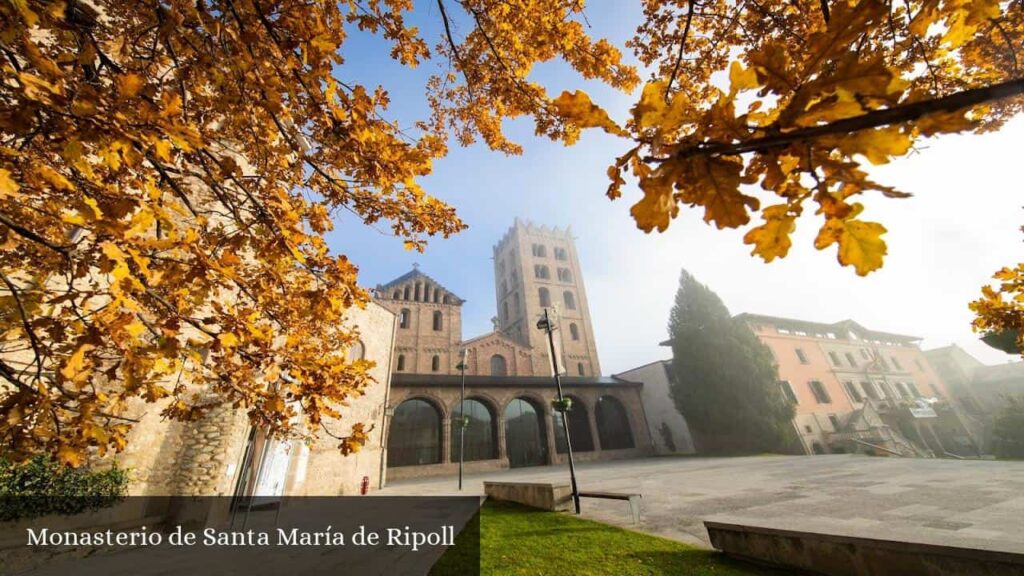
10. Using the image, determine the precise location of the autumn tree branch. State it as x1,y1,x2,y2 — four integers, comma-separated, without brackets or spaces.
649,77,1024,162
665,0,696,99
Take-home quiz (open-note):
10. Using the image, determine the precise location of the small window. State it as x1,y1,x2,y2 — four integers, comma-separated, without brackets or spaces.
539,287,551,307
844,381,863,403
502,300,510,322
399,308,410,329
392,290,401,299
432,310,443,331
577,362,585,376
891,357,903,371
907,382,922,397
531,243,547,258
554,247,568,261
563,291,576,310
845,352,858,367
828,414,840,430
795,348,809,364
804,424,813,433
895,382,909,398
828,351,841,366
780,381,798,404
403,285,411,300
808,380,831,403
431,355,440,372
534,265,550,279
397,354,406,372
557,268,573,282
860,381,879,400
570,323,580,341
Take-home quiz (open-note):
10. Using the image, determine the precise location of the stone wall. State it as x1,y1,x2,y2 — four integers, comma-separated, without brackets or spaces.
615,360,696,455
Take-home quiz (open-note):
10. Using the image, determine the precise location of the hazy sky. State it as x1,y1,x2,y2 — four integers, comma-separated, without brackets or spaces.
327,3,1024,374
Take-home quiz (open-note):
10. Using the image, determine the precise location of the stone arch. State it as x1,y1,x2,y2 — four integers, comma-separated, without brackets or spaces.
432,310,443,331
553,394,594,453
504,396,548,468
596,395,634,450
387,396,445,467
450,396,499,462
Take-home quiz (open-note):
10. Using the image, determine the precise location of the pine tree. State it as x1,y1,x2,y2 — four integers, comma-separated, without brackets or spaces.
668,270,796,454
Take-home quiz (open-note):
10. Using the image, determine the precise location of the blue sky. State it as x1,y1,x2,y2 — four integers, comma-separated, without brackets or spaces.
327,3,1024,373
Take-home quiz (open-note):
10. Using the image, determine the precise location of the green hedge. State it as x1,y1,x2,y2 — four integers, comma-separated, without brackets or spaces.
0,456,129,522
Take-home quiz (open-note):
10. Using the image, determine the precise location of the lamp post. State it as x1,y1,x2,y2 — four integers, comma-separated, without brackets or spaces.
457,348,467,491
537,308,581,515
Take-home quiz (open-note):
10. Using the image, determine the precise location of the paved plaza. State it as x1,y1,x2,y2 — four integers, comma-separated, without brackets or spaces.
380,454,1024,552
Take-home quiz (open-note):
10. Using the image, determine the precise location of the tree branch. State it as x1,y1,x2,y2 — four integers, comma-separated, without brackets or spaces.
665,0,696,99
649,77,1024,162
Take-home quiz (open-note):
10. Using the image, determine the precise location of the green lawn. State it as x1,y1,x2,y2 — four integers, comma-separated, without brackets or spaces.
432,501,785,575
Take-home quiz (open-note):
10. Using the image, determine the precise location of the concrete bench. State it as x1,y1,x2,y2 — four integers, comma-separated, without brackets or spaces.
579,491,642,524
483,481,573,512
705,517,1024,576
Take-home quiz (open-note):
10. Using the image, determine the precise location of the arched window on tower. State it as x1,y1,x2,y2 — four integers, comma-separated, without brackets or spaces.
399,308,410,329
502,300,510,323
432,310,443,331
534,265,549,279
392,290,401,299
577,362,585,376
431,355,440,372
563,291,576,310
434,290,441,303
570,323,580,341
558,268,573,282
538,287,551,307
396,354,406,371
443,294,451,304
403,285,410,300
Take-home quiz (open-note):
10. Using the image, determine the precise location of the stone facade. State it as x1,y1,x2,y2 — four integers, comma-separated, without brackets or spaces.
112,302,397,497
377,221,655,480
375,268,464,375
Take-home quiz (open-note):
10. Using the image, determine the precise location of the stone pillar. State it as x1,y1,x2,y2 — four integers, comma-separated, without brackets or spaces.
543,406,557,465
588,398,603,452
442,417,452,463
497,415,508,460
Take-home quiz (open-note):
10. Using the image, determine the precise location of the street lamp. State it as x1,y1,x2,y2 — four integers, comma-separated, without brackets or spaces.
537,308,581,515
456,348,467,491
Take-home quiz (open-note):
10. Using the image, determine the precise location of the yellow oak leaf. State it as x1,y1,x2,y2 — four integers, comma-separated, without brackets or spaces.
553,90,626,137
728,61,759,96
815,216,888,276
58,445,86,468
219,332,240,348
0,169,19,199
60,342,96,381
744,205,796,262
116,74,145,99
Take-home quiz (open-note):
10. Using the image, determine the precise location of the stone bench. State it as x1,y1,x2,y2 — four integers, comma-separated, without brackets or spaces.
483,481,573,512
705,517,1024,576
579,491,642,524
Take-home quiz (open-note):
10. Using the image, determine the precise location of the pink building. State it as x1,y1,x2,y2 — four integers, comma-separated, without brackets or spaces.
737,314,975,457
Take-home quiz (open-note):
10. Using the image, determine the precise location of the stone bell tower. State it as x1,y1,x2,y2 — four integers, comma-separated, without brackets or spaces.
492,219,601,376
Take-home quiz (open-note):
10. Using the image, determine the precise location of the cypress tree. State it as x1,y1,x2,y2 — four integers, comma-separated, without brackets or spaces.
668,270,796,454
